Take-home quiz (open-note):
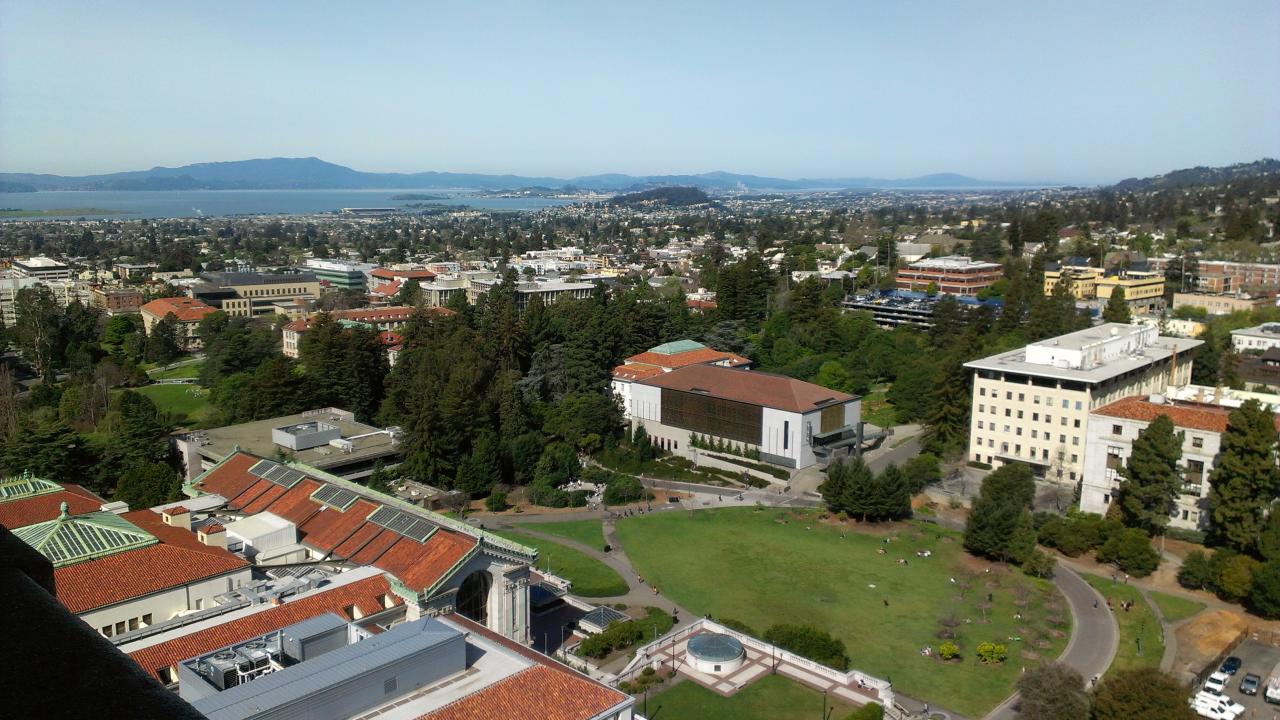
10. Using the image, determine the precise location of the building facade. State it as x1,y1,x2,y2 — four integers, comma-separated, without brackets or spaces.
1172,291,1274,316
90,286,145,315
965,324,1201,484
894,256,1003,296
141,297,218,351
1149,258,1280,291
1231,323,1280,352
191,271,321,318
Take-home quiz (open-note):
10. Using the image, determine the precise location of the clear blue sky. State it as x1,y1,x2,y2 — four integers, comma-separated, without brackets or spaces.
2,1,1277,183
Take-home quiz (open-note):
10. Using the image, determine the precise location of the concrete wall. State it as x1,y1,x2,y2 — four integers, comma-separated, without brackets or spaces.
85,567,252,637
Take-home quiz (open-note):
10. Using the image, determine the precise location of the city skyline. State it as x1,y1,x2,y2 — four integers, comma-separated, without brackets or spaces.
2,1,1278,183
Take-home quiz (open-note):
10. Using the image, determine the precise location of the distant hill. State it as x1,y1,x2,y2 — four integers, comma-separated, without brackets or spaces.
1113,159,1280,192
609,186,711,207
0,156,1045,193
0,181,36,193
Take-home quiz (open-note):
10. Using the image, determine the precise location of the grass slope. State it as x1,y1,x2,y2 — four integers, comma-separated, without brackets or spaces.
492,530,627,597
615,508,1069,717
133,384,211,425
518,519,607,551
644,674,857,720
1082,574,1164,676
149,360,205,380
1148,590,1206,623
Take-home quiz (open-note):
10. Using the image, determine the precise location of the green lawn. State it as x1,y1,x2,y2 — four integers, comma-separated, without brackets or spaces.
1147,590,1205,623
1082,574,1164,676
518,519,607,551
149,360,204,380
615,508,1069,718
861,391,898,428
644,674,858,720
492,530,628,597
134,383,212,425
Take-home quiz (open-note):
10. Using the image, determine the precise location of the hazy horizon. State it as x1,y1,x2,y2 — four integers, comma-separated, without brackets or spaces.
2,1,1278,183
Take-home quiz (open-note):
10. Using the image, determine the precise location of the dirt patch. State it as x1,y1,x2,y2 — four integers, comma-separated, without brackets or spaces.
1177,609,1248,665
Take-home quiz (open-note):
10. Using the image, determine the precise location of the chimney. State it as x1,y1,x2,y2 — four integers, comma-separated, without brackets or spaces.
162,506,192,530
197,523,227,549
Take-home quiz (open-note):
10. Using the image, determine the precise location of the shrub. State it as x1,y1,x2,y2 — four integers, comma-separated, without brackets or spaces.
1097,527,1160,577
938,641,960,660
1250,560,1280,619
967,461,992,470
1022,549,1056,578
1178,549,1214,590
603,474,648,505
976,641,1007,664
484,490,507,512
1215,554,1259,602
716,618,756,637
762,623,849,671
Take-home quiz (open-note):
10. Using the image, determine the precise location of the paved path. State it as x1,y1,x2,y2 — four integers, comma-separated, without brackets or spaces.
983,562,1119,719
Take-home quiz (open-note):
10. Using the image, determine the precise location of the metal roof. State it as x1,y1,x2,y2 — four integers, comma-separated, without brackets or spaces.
0,471,62,502
191,617,464,720
12,505,157,567
647,339,707,355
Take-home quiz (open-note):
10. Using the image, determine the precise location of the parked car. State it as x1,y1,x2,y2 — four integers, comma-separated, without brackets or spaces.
1221,656,1243,675
1192,690,1245,720
1205,671,1231,694
1241,673,1261,696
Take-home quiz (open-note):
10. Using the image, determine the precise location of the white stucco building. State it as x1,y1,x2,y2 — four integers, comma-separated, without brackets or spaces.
966,324,1201,484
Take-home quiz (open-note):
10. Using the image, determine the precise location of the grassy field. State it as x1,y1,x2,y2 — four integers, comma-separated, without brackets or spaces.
518,519,607,550
134,383,212,425
149,360,204,380
615,508,1069,717
1148,590,1206,623
861,391,898,428
1082,574,1164,676
492,529,627,597
643,674,858,720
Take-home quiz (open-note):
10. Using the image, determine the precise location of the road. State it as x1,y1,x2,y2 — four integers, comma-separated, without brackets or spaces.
983,563,1119,719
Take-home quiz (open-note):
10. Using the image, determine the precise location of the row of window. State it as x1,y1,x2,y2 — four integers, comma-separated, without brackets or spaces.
976,406,1082,431
974,436,1079,464
975,421,1080,445
1109,423,1205,448
978,387,1084,411
101,613,153,638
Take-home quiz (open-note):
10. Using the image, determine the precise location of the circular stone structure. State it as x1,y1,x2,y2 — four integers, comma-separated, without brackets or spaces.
686,633,746,674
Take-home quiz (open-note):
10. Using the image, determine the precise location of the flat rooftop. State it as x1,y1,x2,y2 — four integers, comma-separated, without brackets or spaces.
186,410,399,471
966,323,1202,384
1231,323,1280,338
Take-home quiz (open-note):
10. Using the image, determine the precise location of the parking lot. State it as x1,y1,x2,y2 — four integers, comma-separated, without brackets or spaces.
1200,639,1280,718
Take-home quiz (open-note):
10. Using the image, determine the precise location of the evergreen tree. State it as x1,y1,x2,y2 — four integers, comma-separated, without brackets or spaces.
1191,328,1224,386
1014,663,1089,720
1091,668,1197,720
2,418,97,490
820,459,852,513
114,461,180,510
1208,400,1280,554
145,313,182,364
922,356,970,455
964,463,1036,562
1116,415,1182,534
842,456,877,521
871,464,912,520
1250,559,1280,619
394,278,422,306
1101,286,1132,324
465,431,503,496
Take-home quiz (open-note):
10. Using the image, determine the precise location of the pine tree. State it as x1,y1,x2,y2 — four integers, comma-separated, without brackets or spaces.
1209,400,1280,554
922,356,970,455
965,463,1036,562
842,456,876,520
1102,286,1132,324
1191,329,1224,386
819,459,851,513
1116,415,1183,534
872,464,912,520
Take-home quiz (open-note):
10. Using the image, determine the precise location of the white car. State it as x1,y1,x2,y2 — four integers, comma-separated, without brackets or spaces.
1191,690,1245,720
1204,672,1231,695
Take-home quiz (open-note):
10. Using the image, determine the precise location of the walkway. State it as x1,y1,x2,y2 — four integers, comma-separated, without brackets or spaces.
983,562,1119,719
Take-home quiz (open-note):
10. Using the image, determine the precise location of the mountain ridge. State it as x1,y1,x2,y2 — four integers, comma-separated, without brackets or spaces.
0,157,1049,192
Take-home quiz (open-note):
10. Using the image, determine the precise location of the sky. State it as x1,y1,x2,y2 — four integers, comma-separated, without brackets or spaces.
1,1,1278,183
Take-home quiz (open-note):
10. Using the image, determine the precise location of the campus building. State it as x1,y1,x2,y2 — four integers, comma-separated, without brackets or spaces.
1171,291,1274,316
611,340,751,410
965,324,1200,484
12,256,73,282
1044,264,1165,315
1081,395,1280,531
622,364,861,469
175,408,402,481
190,271,321,318
281,306,422,358
894,255,1002,296
1,473,252,639
1149,258,1280,291
303,259,376,292
467,276,597,311
89,286,145,315
141,297,219,351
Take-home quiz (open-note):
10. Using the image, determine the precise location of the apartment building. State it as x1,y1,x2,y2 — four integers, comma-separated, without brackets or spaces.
1171,291,1274,316
1149,258,1280,291
1080,395,1280,531
894,255,1002,296
1231,323,1280,352
1043,265,1102,300
965,324,1201,484
1096,270,1165,314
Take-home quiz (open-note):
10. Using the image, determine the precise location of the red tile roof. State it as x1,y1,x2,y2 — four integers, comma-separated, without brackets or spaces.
1092,396,1280,434
372,268,436,281
0,484,104,529
127,574,400,681
140,297,217,323
54,509,248,614
624,346,750,370
372,280,403,297
638,364,856,413
686,298,718,310
419,615,628,720
374,533,475,589
611,363,665,381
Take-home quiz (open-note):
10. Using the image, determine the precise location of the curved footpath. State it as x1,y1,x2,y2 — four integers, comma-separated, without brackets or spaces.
982,562,1119,720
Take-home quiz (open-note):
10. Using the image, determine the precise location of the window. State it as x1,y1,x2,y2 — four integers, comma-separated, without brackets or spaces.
1073,419,1080,428
1071,454,1078,463
1006,391,1013,400
1016,427,1022,436
1075,401,1083,410
195,598,203,610
128,618,139,631
783,421,790,450
1072,436,1079,446
1192,436,1204,449
979,404,984,413
142,614,152,626
980,388,986,396
977,421,984,429
115,621,126,635
1005,408,1011,417
1112,424,1122,436
102,625,113,638
1033,413,1039,421
1059,434,1066,443
1031,430,1037,439
1034,395,1041,405
1017,410,1024,419
1015,444,1021,454
1018,393,1025,402
1046,415,1052,424
1061,399,1068,409
1061,417,1067,426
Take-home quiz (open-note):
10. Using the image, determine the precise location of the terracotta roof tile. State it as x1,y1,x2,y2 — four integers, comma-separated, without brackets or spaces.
638,364,856,413
373,532,475,590
350,528,403,565
624,347,750,370
611,363,665,381
298,499,380,554
0,484,104,529
261,479,324,525
237,483,289,515
417,665,626,720
331,521,384,559
194,454,263,499
1093,396,1280,434
127,575,400,681
140,297,217,323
